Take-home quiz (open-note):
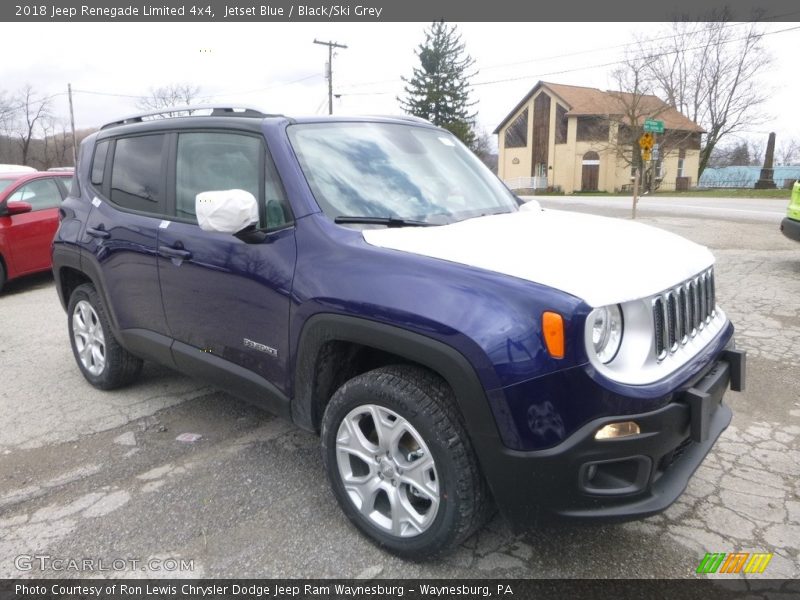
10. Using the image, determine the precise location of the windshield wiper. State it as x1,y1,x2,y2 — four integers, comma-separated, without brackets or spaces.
334,216,438,228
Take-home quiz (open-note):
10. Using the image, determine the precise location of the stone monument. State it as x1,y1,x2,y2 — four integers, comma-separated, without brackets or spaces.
754,132,777,189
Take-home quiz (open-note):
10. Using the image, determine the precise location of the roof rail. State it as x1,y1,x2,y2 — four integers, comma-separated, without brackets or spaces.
100,105,276,129
376,114,432,125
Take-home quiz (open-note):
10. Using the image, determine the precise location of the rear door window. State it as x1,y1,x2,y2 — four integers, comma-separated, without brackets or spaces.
110,135,167,213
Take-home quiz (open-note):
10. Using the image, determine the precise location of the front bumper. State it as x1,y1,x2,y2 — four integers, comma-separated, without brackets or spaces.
780,217,800,242
480,345,745,526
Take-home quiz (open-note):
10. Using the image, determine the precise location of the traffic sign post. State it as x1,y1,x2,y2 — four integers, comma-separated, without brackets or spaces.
639,132,653,168
644,119,664,134
633,132,656,219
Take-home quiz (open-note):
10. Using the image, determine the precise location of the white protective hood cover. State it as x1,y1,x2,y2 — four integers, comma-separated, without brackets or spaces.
196,189,259,233
362,209,714,307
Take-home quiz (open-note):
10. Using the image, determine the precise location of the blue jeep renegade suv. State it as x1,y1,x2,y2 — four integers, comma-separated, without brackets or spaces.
52,106,745,558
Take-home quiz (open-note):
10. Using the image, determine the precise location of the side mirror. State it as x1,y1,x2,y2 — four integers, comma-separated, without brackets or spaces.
519,199,542,212
196,189,259,234
5,201,33,216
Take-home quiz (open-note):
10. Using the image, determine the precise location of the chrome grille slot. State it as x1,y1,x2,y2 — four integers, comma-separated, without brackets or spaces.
692,278,701,331
706,272,715,319
666,292,678,351
699,274,707,330
679,286,689,343
653,297,666,360
652,268,716,361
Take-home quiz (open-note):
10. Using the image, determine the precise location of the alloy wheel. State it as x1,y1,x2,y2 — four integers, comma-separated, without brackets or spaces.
335,404,440,538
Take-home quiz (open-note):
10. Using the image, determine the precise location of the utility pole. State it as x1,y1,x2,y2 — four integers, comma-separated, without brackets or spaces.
313,39,347,115
67,83,77,167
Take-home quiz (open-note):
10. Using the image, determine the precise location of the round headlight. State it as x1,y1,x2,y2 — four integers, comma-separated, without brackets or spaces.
590,305,623,363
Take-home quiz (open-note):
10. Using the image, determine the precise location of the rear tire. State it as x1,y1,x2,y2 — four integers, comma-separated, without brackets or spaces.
67,283,143,389
321,365,490,558
0,260,6,294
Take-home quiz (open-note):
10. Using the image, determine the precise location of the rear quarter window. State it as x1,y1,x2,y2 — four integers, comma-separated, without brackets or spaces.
91,140,109,186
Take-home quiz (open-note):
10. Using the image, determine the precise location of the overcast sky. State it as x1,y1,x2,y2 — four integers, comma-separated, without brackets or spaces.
2,21,799,151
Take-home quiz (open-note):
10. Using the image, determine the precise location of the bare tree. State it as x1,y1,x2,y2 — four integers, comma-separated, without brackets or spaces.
12,85,52,166
37,117,74,169
776,137,799,166
748,138,766,167
136,83,202,111
634,13,771,176
0,90,15,134
602,56,694,193
708,140,750,167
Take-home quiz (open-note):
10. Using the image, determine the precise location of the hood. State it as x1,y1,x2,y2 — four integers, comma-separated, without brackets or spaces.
362,209,714,307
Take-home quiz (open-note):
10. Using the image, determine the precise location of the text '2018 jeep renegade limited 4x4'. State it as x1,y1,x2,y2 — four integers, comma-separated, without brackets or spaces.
52,106,745,558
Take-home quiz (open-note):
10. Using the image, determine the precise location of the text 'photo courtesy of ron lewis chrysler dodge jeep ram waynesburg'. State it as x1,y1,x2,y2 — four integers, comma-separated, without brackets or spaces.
49,106,745,558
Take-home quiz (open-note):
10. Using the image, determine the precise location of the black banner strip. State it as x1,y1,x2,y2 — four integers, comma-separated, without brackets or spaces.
3,0,800,22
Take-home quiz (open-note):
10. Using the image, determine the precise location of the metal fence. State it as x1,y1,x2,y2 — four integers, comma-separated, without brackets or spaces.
699,166,800,190
504,176,548,191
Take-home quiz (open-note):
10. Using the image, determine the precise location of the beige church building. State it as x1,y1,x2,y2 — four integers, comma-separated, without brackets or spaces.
494,81,704,193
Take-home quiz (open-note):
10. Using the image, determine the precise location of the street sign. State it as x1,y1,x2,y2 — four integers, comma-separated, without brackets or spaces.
644,119,664,134
639,132,654,149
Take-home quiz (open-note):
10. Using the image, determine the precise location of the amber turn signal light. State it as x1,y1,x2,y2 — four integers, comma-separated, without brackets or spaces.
542,311,565,359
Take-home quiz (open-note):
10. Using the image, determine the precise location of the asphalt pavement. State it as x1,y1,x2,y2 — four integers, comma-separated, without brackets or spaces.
0,197,798,579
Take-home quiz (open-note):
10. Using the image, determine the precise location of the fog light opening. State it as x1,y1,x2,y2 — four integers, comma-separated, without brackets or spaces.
594,421,640,440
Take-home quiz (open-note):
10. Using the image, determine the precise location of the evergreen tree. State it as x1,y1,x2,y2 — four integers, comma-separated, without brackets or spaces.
399,21,478,149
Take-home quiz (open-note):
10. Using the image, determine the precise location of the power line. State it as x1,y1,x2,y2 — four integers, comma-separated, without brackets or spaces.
471,23,800,87
477,13,800,73
196,73,323,101
337,16,799,92
336,23,800,97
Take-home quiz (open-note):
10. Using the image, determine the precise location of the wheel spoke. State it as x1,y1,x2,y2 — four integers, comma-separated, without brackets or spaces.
73,309,87,335
337,414,378,464
74,332,87,350
400,454,438,502
344,475,382,516
91,343,105,368
371,406,407,453
388,486,424,536
81,343,93,365
368,405,391,450
79,303,92,330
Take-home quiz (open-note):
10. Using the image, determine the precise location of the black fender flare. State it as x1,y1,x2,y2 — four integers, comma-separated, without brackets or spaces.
292,313,503,444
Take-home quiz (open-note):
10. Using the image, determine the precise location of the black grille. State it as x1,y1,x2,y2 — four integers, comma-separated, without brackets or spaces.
653,268,716,360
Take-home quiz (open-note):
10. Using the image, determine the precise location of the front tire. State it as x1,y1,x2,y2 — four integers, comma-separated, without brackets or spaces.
321,365,489,558
67,283,143,389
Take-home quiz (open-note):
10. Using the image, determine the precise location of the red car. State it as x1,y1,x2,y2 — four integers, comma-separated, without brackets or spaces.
0,170,73,292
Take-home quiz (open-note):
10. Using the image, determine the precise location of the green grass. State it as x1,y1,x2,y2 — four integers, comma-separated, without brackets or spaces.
653,188,791,199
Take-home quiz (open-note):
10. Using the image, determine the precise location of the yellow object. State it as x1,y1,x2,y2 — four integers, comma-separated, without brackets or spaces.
542,311,565,359
594,421,641,440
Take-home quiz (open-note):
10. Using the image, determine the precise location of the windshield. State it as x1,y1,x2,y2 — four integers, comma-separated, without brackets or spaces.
287,122,518,225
